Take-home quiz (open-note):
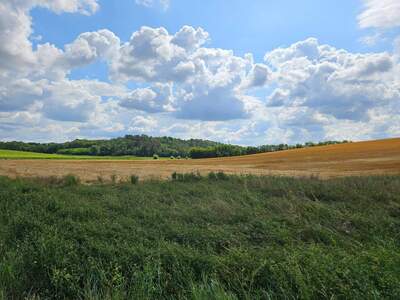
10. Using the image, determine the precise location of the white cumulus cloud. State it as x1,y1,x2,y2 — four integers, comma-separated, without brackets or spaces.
358,0,400,29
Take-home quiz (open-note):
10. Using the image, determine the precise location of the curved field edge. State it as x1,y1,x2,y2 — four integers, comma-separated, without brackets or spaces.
1,138,399,180
0,174,399,299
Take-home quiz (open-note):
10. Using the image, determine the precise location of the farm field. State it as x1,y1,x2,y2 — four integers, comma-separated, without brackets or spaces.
0,149,161,160
0,138,399,182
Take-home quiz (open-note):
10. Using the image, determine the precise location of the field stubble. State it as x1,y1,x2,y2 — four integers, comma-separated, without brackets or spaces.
0,138,400,182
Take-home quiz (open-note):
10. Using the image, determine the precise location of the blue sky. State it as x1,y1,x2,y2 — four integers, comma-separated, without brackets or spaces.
1,0,400,144
31,1,380,58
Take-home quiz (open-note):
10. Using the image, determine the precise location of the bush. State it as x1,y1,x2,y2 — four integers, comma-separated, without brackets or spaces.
153,154,159,160
171,172,202,182
208,172,218,180
110,174,117,184
208,171,229,181
216,171,229,180
130,175,139,185
170,156,175,160
62,174,80,186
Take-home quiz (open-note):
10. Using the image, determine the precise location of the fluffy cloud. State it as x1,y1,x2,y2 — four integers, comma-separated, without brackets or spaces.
119,83,174,113
0,2,35,73
0,79,44,111
128,115,158,133
35,0,99,15
0,0,99,75
171,26,209,50
135,0,169,10
111,26,206,82
41,80,101,122
64,30,120,68
243,63,271,88
358,0,400,29
1,0,400,144
112,26,258,121
265,38,399,122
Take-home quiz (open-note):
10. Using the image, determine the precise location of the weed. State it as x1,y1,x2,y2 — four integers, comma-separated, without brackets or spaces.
62,174,80,186
208,171,229,181
171,172,202,182
130,175,139,185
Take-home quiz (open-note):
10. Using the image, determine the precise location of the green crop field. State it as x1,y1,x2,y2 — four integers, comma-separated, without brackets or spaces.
0,149,158,160
0,173,399,299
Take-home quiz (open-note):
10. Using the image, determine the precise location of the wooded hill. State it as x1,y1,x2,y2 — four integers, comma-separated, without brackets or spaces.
0,135,349,158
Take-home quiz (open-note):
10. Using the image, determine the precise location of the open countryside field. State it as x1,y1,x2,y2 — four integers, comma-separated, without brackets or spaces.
0,149,162,160
1,138,399,182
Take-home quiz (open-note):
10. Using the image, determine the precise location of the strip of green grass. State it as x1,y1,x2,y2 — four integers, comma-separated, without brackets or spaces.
0,149,159,160
0,174,399,299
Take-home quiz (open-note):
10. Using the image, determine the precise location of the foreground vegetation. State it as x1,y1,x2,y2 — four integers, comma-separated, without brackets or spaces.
0,174,399,299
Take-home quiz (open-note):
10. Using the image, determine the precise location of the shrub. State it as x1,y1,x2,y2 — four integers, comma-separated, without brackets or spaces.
130,175,139,185
62,174,80,186
208,172,218,180
170,156,175,160
216,171,229,180
171,172,202,182
208,171,229,181
153,154,159,160
110,174,117,184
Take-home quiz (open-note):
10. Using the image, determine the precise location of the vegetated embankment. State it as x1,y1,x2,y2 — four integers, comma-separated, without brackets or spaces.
0,138,399,181
0,174,399,298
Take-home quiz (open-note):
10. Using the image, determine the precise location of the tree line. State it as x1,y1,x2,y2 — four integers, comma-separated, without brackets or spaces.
0,135,220,158
0,135,350,159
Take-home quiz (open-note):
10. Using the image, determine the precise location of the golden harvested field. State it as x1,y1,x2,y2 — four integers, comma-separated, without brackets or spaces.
1,138,400,182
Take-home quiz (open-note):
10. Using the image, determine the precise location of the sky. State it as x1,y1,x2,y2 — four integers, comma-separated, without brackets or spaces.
0,0,400,145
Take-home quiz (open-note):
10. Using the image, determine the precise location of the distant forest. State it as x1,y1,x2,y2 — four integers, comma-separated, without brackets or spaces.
0,135,350,159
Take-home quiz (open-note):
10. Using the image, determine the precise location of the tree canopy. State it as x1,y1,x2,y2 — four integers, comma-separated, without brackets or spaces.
0,135,350,158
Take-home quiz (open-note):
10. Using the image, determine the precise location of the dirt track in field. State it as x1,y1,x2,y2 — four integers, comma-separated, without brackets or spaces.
1,138,400,182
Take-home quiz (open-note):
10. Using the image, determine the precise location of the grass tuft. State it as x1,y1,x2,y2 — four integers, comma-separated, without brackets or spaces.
62,174,80,186
171,171,203,182
130,175,139,185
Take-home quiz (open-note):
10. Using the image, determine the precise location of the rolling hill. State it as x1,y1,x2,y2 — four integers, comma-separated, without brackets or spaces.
0,138,399,181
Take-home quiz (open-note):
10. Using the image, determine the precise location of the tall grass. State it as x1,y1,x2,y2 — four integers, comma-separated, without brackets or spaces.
0,174,399,299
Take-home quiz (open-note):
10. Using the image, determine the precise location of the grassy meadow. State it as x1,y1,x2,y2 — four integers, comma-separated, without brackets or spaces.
0,149,160,160
0,174,399,299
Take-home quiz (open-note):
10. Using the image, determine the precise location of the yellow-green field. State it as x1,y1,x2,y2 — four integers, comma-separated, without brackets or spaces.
0,149,156,160
1,139,400,182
